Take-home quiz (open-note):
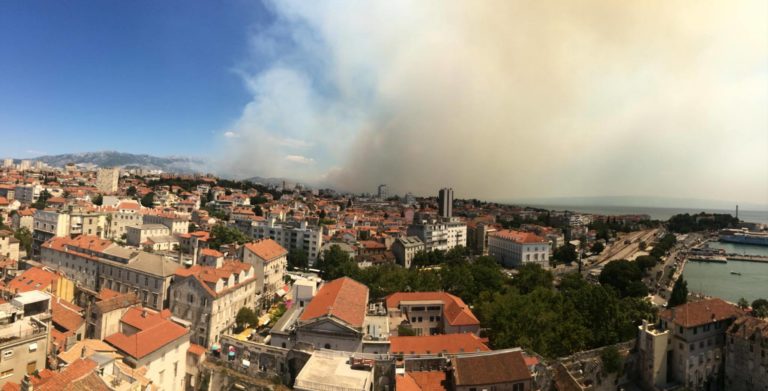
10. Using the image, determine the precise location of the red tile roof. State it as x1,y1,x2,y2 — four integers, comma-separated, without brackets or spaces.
390,333,489,355
29,358,109,391
173,261,254,297
200,248,223,258
43,235,113,253
300,277,369,328
407,371,449,391
660,298,743,329
453,350,532,386
188,343,206,357
489,229,547,244
244,239,287,262
105,307,189,360
52,298,84,332
386,292,480,327
5,266,59,293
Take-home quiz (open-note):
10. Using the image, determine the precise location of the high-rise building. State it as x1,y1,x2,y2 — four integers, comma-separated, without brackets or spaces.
438,187,453,218
18,160,31,171
96,167,120,194
377,184,388,200
2,159,12,168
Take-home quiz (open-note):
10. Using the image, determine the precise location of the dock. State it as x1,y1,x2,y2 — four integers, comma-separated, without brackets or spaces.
684,251,768,264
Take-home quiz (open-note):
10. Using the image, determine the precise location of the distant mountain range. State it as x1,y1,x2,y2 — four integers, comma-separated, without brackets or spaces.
30,151,207,173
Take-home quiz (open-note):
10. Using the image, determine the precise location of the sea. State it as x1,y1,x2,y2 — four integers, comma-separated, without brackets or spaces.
683,241,768,303
524,204,768,225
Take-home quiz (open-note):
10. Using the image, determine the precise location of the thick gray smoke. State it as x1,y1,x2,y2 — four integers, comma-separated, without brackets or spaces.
215,0,768,205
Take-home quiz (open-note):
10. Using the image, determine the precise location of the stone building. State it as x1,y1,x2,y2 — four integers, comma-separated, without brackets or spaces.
725,316,768,390
241,239,288,306
638,298,742,390
169,257,258,347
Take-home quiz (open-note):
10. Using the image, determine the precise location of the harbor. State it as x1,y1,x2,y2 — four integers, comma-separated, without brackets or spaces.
682,238,768,302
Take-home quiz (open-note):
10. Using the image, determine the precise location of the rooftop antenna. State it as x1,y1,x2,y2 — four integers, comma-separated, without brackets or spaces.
735,205,739,220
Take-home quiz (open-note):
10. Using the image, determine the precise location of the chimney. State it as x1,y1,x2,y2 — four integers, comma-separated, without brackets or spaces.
81,345,87,359
20,374,33,391
141,309,148,318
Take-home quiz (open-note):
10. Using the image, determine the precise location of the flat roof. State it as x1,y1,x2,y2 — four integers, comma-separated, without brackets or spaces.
294,351,372,391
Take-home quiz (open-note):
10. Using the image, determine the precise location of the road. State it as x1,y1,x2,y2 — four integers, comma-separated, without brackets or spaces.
650,232,705,306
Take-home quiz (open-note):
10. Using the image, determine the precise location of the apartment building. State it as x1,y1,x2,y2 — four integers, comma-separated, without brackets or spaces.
103,200,143,239
0,229,20,261
0,291,51,385
13,184,40,205
40,235,179,310
11,208,35,232
725,316,768,390
407,219,467,252
32,209,70,258
392,236,425,268
245,219,323,263
104,306,190,391
125,223,179,251
169,256,258,347
488,229,550,269
241,239,288,304
385,292,481,336
96,168,120,194
638,298,742,390
143,212,189,235
86,289,141,340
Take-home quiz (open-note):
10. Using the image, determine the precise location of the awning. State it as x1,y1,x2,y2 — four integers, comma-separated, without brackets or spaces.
242,359,250,368
211,343,221,351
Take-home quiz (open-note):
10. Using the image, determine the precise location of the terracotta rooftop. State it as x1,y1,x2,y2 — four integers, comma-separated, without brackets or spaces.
660,298,743,329
5,266,60,293
200,248,223,258
728,316,768,339
406,371,449,391
453,350,532,386
52,298,84,332
30,358,110,391
390,333,490,355
188,343,206,357
105,307,188,360
386,292,480,327
58,339,120,365
173,261,254,297
244,239,288,262
300,277,369,328
489,229,548,244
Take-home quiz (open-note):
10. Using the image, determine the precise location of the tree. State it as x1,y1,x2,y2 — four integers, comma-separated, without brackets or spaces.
601,345,623,374
318,210,326,219
253,205,264,216
667,276,688,308
140,192,155,208
92,194,103,206
235,307,258,330
32,190,51,209
209,224,248,250
514,264,553,294
553,244,578,265
738,297,750,310
599,260,647,298
635,255,659,274
397,325,416,336
14,227,32,255
0,215,8,230
591,242,605,254
288,248,309,270
126,186,137,197
317,245,358,281
751,299,768,318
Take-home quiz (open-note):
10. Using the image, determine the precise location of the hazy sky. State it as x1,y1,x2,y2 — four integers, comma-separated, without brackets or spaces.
1,1,767,206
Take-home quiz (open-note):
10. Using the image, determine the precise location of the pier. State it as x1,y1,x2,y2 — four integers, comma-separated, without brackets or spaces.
684,251,768,264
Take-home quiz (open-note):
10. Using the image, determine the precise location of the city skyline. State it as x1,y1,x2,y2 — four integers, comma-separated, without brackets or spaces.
1,1,766,205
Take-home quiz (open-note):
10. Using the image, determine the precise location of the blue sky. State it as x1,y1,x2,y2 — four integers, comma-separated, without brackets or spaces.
0,1,271,158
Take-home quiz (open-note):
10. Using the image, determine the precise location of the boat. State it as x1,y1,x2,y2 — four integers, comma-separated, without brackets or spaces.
719,229,768,247
730,271,742,276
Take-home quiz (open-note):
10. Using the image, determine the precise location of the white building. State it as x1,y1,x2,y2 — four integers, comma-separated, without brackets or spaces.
32,209,70,257
96,167,120,194
406,219,466,252
488,229,550,269
14,184,41,205
170,254,259,347
241,239,288,306
391,236,424,268
246,220,323,263
104,307,189,391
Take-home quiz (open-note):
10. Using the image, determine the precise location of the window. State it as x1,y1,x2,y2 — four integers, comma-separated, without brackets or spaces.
2,349,14,359
0,369,13,379
512,383,525,391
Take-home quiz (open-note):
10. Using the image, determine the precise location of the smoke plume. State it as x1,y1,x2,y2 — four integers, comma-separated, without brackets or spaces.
215,0,768,205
